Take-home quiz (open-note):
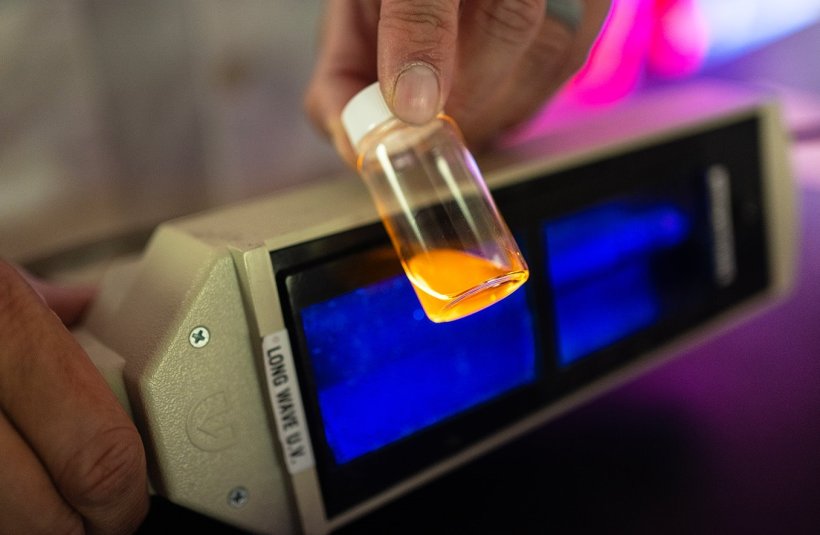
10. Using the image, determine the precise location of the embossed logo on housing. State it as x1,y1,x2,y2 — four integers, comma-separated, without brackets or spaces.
186,391,238,451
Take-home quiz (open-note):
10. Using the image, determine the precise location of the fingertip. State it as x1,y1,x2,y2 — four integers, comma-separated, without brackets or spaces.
30,278,96,327
304,71,371,162
320,116,356,169
303,78,332,141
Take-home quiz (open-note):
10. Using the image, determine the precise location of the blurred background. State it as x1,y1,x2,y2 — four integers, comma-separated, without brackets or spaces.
2,1,820,533
2,0,820,271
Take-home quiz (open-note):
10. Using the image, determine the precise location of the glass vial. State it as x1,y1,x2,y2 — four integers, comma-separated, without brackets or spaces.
342,82,529,322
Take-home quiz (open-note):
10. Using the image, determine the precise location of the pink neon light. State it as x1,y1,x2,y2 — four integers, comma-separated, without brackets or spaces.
503,0,711,145
563,0,654,106
648,0,710,78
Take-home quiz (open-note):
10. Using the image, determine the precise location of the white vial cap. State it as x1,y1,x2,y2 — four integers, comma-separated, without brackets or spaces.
341,82,394,148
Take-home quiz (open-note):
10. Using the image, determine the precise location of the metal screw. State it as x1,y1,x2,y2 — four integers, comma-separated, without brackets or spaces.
228,486,249,508
189,326,210,348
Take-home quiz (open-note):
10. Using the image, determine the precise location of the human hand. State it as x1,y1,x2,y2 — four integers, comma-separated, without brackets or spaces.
305,0,612,166
0,261,149,534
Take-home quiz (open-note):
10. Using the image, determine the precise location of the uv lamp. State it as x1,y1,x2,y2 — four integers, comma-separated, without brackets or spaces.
75,82,796,534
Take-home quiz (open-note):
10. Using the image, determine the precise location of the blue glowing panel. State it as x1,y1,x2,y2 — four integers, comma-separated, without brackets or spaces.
300,276,537,465
545,201,691,366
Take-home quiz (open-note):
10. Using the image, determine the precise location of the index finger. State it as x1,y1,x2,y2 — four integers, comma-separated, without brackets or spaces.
378,0,460,124
0,261,148,534
303,0,380,166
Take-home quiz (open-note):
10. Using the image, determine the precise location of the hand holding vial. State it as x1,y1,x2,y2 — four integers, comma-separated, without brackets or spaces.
305,0,612,165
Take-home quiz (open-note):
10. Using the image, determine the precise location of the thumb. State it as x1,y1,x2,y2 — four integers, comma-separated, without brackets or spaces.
377,0,459,124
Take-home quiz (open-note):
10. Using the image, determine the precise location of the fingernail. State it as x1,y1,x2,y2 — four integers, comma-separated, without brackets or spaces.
393,63,440,124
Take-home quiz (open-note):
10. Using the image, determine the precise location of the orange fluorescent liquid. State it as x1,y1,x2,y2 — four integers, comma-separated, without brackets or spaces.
404,248,529,323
